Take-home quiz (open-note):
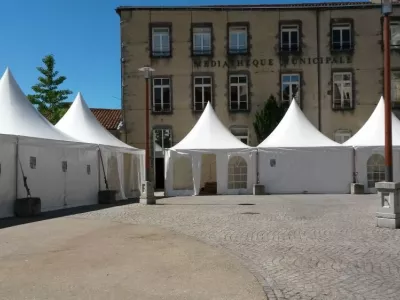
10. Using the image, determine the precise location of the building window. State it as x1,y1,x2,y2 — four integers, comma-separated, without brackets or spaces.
390,21,400,49
280,24,300,52
151,27,171,57
334,129,352,143
228,156,248,190
230,126,249,145
281,74,300,106
153,128,172,158
391,71,400,103
367,154,385,188
332,72,353,110
152,78,172,113
192,26,212,56
229,74,249,111
332,23,352,51
193,76,212,111
228,25,248,55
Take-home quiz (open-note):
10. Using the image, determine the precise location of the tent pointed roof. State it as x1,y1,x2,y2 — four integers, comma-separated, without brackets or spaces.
344,97,400,146
0,68,76,141
258,99,340,148
171,102,250,150
55,92,141,151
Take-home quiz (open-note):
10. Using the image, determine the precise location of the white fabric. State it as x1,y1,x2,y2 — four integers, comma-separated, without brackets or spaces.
56,92,141,152
0,135,17,218
56,93,145,200
344,97,400,147
165,102,254,196
0,68,100,217
257,99,352,194
0,68,77,142
171,102,251,150
344,97,400,193
258,99,341,147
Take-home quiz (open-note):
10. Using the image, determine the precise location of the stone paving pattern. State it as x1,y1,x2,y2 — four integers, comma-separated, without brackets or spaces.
76,194,400,300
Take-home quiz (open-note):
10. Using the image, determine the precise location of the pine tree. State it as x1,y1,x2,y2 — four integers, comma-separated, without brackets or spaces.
253,94,286,143
27,54,73,124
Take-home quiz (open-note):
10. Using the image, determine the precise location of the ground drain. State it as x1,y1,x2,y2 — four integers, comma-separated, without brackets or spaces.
238,203,255,206
241,212,260,215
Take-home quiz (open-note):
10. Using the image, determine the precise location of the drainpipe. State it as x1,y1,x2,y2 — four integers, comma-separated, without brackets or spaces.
316,8,322,131
15,136,19,199
256,148,259,184
120,17,128,144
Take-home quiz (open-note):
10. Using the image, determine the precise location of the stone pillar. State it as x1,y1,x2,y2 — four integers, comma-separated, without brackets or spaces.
140,181,156,205
375,182,400,229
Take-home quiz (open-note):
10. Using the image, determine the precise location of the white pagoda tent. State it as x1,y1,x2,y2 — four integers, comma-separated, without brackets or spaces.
165,102,255,196
344,97,400,193
257,99,353,194
0,68,99,219
56,93,145,200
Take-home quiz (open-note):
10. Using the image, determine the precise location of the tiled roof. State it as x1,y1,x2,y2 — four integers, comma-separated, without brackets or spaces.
90,108,122,130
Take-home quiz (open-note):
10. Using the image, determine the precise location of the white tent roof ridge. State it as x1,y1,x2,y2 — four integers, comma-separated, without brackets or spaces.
344,96,400,146
0,68,78,142
258,98,341,148
171,101,251,150
55,92,142,151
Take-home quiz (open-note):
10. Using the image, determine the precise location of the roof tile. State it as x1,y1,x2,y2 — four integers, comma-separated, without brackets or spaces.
90,108,122,130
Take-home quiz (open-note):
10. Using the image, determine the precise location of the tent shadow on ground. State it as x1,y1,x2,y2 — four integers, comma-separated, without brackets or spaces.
0,198,138,230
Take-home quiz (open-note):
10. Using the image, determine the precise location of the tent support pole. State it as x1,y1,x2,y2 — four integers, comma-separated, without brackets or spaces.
15,136,19,199
256,149,259,184
99,147,109,190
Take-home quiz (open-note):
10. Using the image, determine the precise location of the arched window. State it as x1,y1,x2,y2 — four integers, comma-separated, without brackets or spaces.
367,154,385,188
228,156,247,189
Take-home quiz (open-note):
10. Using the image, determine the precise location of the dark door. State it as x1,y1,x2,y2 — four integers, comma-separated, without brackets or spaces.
155,157,165,190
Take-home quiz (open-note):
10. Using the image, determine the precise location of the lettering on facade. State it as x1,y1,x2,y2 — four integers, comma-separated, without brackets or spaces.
193,56,352,68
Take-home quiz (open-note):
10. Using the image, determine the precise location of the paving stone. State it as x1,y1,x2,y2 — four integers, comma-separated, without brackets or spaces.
75,194,400,300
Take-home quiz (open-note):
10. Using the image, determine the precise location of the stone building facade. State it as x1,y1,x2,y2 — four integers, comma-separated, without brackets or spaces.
116,2,400,188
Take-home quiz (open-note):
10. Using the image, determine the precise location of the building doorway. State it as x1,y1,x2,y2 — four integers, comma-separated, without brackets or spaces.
153,128,172,190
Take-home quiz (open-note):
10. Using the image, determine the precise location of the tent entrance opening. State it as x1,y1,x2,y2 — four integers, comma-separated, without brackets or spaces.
155,157,164,190
200,153,217,195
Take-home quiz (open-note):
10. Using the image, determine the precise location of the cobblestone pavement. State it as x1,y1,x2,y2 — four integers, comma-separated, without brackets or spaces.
74,194,400,300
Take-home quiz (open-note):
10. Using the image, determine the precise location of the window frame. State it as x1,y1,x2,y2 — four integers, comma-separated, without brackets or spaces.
191,23,213,57
280,73,301,107
331,22,353,52
228,73,250,112
279,21,301,53
367,154,385,189
331,70,354,111
390,20,400,50
391,70,400,104
192,74,213,112
227,156,248,190
227,22,250,55
334,129,352,144
149,23,172,58
151,76,173,114
230,126,249,145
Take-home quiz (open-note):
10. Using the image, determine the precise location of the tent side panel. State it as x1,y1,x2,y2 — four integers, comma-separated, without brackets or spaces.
18,143,65,212
64,147,99,207
259,147,353,194
0,137,16,218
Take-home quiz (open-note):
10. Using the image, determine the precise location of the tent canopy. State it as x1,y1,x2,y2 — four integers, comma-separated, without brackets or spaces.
258,99,340,148
0,68,76,142
171,102,250,151
56,92,141,152
344,97,400,147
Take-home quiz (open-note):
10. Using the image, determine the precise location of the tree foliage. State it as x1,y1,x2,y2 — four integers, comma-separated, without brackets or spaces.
27,54,73,124
253,94,286,144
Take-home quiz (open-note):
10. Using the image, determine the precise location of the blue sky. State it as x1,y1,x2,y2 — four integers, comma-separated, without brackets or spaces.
0,0,366,108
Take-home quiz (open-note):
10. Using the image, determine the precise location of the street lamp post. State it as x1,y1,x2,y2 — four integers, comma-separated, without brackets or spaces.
376,0,400,229
382,0,394,182
138,66,155,204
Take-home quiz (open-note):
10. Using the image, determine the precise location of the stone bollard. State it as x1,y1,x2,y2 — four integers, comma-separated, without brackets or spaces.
375,182,400,229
